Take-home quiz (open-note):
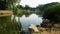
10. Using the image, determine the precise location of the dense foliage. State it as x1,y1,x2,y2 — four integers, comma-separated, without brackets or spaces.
43,3,60,22
0,16,21,34
0,0,22,34
36,2,59,11
0,0,19,10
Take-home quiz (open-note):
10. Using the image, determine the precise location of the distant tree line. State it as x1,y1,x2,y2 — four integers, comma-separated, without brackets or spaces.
16,2,60,16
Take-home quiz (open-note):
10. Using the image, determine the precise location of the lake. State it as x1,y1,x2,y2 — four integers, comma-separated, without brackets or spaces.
14,14,43,32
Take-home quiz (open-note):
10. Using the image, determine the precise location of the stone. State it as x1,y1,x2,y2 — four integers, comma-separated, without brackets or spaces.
29,24,39,32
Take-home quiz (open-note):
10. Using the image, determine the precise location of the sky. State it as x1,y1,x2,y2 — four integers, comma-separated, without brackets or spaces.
20,0,60,7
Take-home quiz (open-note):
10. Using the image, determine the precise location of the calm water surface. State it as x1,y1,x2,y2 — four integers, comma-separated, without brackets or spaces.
15,14,43,32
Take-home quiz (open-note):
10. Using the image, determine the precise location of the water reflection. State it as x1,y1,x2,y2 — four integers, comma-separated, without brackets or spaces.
13,14,43,32
19,14,43,32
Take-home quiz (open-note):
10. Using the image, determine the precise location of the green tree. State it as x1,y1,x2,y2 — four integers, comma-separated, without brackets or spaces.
36,2,59,15
0,0,19,10
24,5,30,10
43,3,60,22
17,5,24,9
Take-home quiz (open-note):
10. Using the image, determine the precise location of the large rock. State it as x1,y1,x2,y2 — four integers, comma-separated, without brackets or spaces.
29,24,39,32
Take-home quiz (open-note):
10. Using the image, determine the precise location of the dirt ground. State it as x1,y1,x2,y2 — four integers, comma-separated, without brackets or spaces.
31,27,60,34
39,27,60,34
